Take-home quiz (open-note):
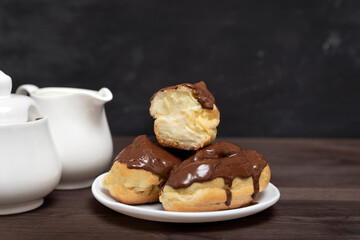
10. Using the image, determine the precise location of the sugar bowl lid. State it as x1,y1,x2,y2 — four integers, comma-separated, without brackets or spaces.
0,70,42,124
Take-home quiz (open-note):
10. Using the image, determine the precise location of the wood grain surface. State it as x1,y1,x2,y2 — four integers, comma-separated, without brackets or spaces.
0,137,359,240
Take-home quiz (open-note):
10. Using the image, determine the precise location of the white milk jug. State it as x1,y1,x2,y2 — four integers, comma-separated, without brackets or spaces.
16,85,113,190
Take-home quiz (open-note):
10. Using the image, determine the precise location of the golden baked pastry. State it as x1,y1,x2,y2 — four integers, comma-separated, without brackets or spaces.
150,81,220,150
103,135,182,204
159,142,271,212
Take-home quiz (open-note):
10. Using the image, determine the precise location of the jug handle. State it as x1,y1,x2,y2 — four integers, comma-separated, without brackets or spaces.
16,84,39,96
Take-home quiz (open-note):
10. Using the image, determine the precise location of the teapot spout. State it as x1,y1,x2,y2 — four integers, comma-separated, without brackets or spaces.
94,88,113,104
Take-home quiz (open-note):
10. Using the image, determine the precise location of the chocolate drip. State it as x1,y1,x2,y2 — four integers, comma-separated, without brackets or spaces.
151,81,216,109
166,142,268,203
225,190,232,207
116,135,182,181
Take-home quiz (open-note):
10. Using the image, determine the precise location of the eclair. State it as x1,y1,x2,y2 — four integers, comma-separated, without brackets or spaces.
103,135,182,204
150,81,220,151
159,142,271,212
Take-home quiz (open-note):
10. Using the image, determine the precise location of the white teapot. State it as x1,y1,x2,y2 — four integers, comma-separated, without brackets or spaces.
16,84,114,190
0,71,61,215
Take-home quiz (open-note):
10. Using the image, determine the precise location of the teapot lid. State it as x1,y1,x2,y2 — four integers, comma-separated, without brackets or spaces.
0,70,42,124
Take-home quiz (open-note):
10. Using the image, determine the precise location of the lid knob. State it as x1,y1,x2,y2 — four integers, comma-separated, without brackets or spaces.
0,70,43,124
0,70,12,97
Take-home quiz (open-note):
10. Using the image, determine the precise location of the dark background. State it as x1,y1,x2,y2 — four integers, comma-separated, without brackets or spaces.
0,0,359,138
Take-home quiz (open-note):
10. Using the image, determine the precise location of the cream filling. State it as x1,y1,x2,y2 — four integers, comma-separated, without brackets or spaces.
150,86,219,146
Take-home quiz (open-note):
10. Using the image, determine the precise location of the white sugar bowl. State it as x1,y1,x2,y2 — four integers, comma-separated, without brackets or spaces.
0,71,61,215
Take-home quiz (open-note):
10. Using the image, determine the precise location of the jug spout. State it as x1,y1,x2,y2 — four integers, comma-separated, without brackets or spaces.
94,88,113,104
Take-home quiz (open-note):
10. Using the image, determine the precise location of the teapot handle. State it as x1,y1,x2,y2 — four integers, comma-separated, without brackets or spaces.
16,85,42,122
16,84,39,96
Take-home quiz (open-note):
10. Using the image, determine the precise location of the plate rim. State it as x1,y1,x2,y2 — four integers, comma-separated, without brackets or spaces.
92,172,280,223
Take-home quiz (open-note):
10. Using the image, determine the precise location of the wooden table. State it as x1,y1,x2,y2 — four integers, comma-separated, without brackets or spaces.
1,137,359,240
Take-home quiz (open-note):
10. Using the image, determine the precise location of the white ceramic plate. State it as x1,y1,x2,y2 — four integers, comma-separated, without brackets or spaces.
92,173,280,223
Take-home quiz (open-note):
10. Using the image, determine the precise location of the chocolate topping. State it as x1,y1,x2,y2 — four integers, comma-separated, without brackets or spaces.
115,135,182,181
166,142,268,206
151,81,216,109
183,81,215,109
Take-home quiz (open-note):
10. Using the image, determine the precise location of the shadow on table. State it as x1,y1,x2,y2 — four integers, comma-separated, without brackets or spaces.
88,196,276,233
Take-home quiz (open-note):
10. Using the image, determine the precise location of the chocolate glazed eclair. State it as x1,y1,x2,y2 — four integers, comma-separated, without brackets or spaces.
150,81,220,151
159,142,271,212
103,135,182,204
